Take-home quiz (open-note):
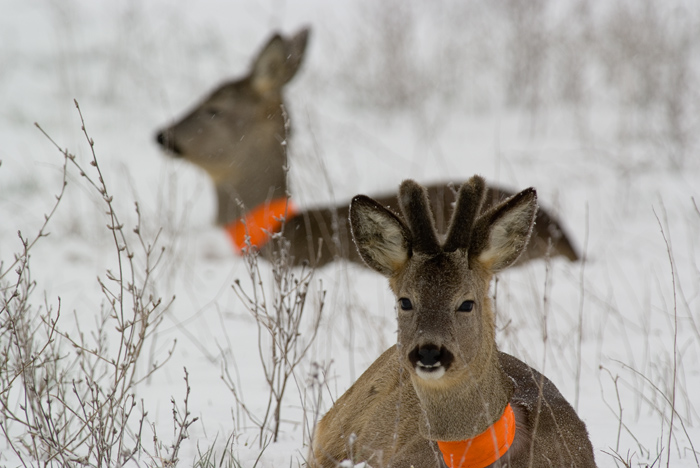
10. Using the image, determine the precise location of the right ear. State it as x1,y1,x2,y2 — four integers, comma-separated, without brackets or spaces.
350,195,412,277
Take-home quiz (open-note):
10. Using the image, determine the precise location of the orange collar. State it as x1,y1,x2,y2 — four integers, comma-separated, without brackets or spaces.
437,403,516,468
224,198,297,254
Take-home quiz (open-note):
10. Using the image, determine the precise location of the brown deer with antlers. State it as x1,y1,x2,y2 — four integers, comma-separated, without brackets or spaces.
310,177,596,467
155,29,579,268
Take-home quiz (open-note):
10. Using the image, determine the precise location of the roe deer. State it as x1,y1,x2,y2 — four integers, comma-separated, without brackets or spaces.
311,177,596,468
155,29,579,268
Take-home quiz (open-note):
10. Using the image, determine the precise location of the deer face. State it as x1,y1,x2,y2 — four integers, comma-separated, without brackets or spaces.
156,80,284,184
155,29,309,185
392,251,494,384
350,177,537,386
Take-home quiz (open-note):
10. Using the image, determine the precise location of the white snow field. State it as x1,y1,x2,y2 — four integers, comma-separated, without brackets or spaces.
1,0,699,466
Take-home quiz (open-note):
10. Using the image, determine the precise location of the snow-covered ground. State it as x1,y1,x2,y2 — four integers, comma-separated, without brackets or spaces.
1,0,699,466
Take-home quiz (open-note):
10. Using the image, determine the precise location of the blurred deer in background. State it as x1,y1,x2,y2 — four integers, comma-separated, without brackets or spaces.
155,28,579,268
311,177,596,468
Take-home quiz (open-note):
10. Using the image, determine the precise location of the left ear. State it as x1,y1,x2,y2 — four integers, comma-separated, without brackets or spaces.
471,188,538,272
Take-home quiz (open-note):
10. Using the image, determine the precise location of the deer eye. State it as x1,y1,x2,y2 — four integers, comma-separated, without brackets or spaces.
457,300,475,312
399,298,413,311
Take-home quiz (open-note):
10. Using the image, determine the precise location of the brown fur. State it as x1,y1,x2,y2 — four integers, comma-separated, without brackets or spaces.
155,29,579,268
311,178,596,467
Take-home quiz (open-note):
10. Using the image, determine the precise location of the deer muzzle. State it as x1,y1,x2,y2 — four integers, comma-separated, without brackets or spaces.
408,344,454,381
155,129,183,156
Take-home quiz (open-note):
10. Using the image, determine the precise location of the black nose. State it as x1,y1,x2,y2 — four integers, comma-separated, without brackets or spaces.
408,344,455,370
418,345,441,366
155,130,182,155
408,344,439,366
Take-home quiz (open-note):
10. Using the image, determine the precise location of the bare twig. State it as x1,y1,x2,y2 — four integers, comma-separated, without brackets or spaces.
230,238,324,444
652,205,685,468
1,103,181,466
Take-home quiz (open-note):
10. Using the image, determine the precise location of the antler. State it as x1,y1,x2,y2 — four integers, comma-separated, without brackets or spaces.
443,176,486,252
398,176,535,266
398,180,441,255
399,177,488,255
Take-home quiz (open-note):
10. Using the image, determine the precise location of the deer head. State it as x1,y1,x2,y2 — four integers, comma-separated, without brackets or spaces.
349,176,538,439
155,28,309,224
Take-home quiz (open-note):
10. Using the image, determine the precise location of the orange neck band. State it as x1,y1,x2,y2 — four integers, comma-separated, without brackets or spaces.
437,403,516,468
224,198,297,253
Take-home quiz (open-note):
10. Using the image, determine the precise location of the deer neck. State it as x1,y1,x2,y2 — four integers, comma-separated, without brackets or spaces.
214,148,289,226
411,346,514,442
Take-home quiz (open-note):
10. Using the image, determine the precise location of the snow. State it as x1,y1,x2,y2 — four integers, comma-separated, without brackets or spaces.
1,0,699,466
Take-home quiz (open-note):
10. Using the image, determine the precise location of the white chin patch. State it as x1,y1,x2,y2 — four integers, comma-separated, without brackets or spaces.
415,364,445,380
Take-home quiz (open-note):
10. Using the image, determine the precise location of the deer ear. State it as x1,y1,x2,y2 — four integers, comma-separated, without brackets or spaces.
472,188,538,272
350,195,411,277
284,27,310,80
251,28,309,95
